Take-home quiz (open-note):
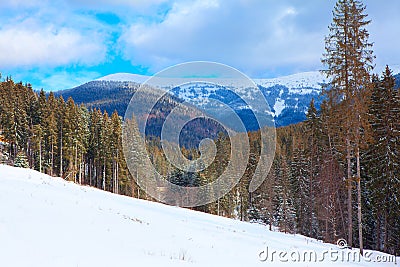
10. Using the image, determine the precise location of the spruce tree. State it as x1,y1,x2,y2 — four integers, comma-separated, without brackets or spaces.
14,151,29,168
304,99,321,238
110,111,123,193
366,66,400,253
57,96,66,178
322,0,374,254
45,92,58,176
273,156,297,234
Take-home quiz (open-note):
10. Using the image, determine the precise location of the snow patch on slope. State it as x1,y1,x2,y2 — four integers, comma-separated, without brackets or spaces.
273,99,286,117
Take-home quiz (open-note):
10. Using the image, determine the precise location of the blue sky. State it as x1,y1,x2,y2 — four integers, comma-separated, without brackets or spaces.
0,0,400,91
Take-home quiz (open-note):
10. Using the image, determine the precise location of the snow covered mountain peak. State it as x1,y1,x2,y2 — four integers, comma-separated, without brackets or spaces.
254,71,328,90
87,71,328,127
97,70,328,90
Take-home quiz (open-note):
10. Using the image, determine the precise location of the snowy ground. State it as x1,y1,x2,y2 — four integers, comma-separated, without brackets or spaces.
0,164,397,267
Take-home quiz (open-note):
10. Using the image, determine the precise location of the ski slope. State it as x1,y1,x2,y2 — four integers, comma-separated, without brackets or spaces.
0,164,397,267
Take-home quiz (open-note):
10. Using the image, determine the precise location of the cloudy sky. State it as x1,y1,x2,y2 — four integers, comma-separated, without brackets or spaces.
0,0,399,91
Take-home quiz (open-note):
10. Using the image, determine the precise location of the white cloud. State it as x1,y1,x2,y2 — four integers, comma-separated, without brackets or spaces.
1,0,400,88
118,0,400,77
0,22,107,68
39,70,101,91
117,0,331,77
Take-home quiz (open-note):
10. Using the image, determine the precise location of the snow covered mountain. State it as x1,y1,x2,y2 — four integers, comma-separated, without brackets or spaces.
95,71,328,127
98,73,150,84
60,69,400,129
98,71,328,91
0,164,397,267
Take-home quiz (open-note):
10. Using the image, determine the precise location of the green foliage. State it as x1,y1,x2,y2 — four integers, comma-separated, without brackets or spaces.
364,67,400,253
14,152,29,168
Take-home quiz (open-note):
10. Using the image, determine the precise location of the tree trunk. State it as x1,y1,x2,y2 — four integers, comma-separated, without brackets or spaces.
115,149,119,194
116,153,119,194
376,211,381,251
60,127,63,178
39,136,42,173
356,146,363,255
384,210,388,253
75,141,78,183
50,139,54,176
346,136,353,247
102,158,106,190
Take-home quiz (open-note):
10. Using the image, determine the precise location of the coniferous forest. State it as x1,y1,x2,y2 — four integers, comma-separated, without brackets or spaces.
0,0,399,256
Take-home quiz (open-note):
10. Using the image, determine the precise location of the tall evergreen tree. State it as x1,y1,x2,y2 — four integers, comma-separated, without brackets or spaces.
274,156,296,234
44,92,58,176
322,0,374,254
57,96,66,178
366,66,400,253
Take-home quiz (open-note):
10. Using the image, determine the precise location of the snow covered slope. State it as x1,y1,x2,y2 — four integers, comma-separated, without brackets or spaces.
1,164,396,267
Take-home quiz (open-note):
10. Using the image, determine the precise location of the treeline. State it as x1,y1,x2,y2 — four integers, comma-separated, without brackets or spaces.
0,78,140,196
251,67,400,255
0,75,258,220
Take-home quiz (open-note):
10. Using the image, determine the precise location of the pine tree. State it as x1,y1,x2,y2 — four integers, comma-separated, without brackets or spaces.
304,99,321,238
318,100,347,243
75,105,89,184
44,92,58,176
322,0,374,254
123,114,150,199
366,66,400,253
100,111,112,190
61,97,78,181
110,111,123,193
14,151,29,168
88,108,103,188
33,89,47,173
57,96,66,178
274,156,297,234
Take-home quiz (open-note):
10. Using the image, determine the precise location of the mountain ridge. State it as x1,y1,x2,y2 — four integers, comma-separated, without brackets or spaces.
55,70,400,130
56,71,327,128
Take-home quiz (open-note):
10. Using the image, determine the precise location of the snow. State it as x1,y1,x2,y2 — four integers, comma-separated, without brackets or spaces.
0,164,397,267
254,71,328,90
97,73,150,84
288,87,320,95
274,99,286,117
97,71,328,91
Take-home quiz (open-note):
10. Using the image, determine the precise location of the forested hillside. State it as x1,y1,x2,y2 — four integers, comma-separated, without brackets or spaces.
54,80,138,117
1,65,399,253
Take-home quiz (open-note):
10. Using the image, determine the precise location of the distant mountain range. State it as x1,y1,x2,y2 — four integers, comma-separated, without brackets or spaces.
56,71,331,128
55,71,400,132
